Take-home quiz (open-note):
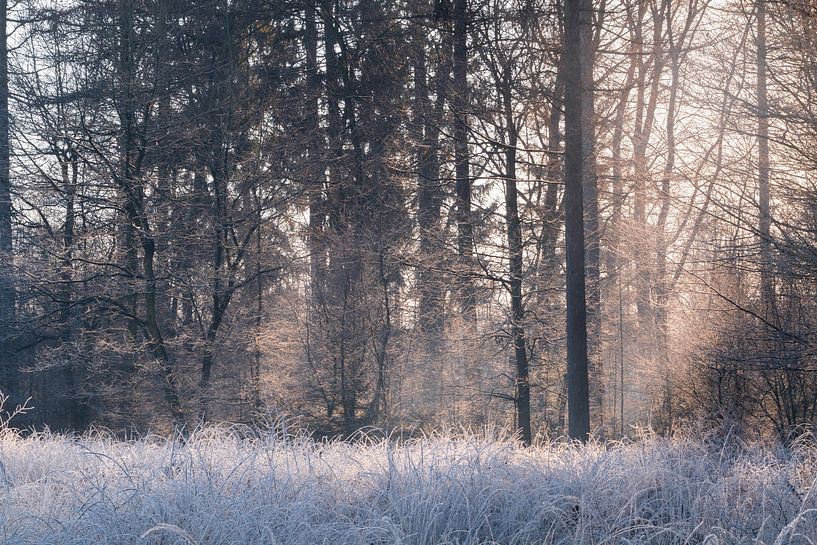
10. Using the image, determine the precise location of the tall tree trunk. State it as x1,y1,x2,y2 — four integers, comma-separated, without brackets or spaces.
502,84,531,446
413,12,447,410
453,0,475,323
198,164,231,422
538,70,562,283
580,0,601,433
58,153,85,429
115,0,142,433
606,28,637,435
154,0,174,338
631,2,663,329
655,53,677,433
305,1,326,312
252,188,263,411
564,0,592,442
756,0,774,319
118,0,139,343
321,0,348,433
142,229,187,430
0,0,15,399
535,63,565,435
535,64,563,322
414,13,446,350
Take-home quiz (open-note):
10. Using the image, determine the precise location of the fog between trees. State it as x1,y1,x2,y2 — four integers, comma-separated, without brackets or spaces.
0,0,816,443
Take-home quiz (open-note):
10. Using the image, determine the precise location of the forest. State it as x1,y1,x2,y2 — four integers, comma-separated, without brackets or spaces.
2,0,817,543
1,0,817,443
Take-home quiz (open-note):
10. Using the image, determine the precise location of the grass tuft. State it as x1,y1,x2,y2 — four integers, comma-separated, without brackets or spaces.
0,423,816,544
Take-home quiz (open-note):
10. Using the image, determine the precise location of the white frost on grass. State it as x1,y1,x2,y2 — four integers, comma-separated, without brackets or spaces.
1,425,816,544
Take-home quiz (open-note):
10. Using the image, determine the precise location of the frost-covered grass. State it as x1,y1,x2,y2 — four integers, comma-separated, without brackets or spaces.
1,424,817,545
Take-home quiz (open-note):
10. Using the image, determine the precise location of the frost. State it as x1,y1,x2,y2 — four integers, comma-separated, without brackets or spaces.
0,427,815,544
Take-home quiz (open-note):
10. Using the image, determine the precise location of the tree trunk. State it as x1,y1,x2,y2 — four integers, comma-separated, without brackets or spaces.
0,0,15,400
118,0,140,343
564,0,591,442
59,154,86,430
606,28,637,436
631,2,663,330
502,84,531,446
142,233,187,431
305,1,326,312
198,167,233,422
579,0,602,433
154,0,174,338
453,0,475,323
414,14,446,349
756,0,774,319
252,188,263,411
413,13,448,411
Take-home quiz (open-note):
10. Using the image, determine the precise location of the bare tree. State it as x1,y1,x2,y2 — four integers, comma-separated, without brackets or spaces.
564,0,592,442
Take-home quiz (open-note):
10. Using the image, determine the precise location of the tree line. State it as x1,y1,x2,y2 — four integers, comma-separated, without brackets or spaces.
1,0,816,443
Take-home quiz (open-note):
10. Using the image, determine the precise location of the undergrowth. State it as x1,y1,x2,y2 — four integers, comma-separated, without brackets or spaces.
1,410,816,544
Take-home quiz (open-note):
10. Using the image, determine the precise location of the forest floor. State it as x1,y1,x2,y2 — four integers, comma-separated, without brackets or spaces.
0,424,815,544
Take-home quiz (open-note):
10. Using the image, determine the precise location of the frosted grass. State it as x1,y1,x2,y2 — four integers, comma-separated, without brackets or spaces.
1,424,817,544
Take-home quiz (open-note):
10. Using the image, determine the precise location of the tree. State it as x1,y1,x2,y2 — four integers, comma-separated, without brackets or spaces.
453,0,476,324
755,0,773,318
563,0,591,441
0,0,13,401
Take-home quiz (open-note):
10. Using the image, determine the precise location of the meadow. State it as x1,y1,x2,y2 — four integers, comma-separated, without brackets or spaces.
1,421,816,545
